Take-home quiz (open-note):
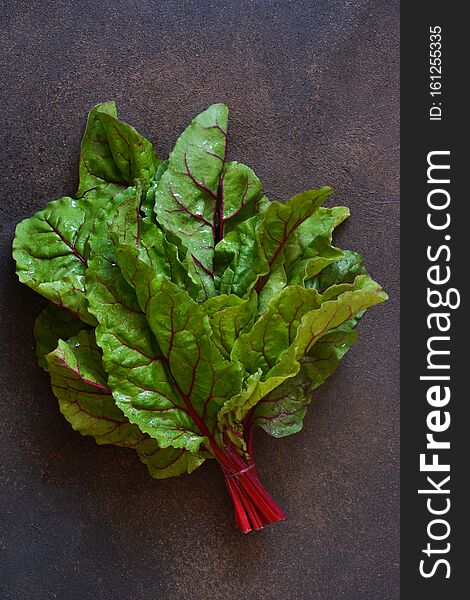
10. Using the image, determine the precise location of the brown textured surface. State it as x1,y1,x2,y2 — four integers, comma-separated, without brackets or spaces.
0,1,399,598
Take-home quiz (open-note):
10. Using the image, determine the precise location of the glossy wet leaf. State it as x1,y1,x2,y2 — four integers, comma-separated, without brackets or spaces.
13,196,97,324
153,103,228,279
214,212,268,297
219,161,264,235
111,188,204,301
97,111,161,188
308,249,367,291
77,101,127,199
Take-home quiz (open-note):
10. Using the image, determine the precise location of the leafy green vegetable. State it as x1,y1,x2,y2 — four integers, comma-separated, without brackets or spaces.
34,304,89,371
153,104,228,293
13,101,387,534
77,101,161,198
77,101,126,200
47,329,205,478
13,196,97,324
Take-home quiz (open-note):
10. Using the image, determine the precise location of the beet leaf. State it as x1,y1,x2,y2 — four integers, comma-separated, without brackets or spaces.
13,102,387,533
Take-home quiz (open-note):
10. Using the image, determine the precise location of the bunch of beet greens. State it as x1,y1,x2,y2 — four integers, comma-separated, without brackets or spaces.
13,102,387,532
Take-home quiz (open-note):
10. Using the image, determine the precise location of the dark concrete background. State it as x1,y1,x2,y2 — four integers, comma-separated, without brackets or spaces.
0,1,399,598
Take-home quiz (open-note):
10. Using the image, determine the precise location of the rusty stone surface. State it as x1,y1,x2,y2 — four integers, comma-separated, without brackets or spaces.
0,1,399,598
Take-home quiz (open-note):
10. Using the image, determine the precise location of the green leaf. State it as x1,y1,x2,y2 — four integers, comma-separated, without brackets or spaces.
256,187,333,283
247,188,335,310
141,159,169,219
233,275,385,376
218,369,294,447
214,187,333,301
256,256,287,316
251,321,358,438
47,329,130,441
47,330,205,478
202,291,257,359
222,277,387,432
218,161,264,235
97,111,161,188
284,206,349,285
87,261,203,451
268,275,388,379
214,212,268,297
231,285,325,375
122,257,244,444
110,188,204,301
77,101,127,200
86,193,223,453
34,304,89,371
86,187,136,267
257,204,349,317
153,103,228,277
300,320,359,391
13,186,138,326
308,249,367,291
137,438,207,479
85,193,205,452
13,196,97,324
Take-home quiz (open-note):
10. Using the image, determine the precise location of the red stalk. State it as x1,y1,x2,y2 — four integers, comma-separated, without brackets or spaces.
218,435,285,533
171,378,284,533
225,476,251,532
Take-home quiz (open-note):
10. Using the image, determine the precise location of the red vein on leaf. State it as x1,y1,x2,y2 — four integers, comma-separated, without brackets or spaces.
69,401,127,425
191,254,214,277
302,299,374,354
55,353,110,393
112,333,164,363
203,123,227,136
99,280,142,314
206,151,224,161
183,153,218,201
112,128,132,180
45,219,88,267
255,213,304,293
53,384,126,426
222,174,250,226
143,452,184,470
215,171,226,244
201,368,216,423
168,186,212,227
135,204,141,248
